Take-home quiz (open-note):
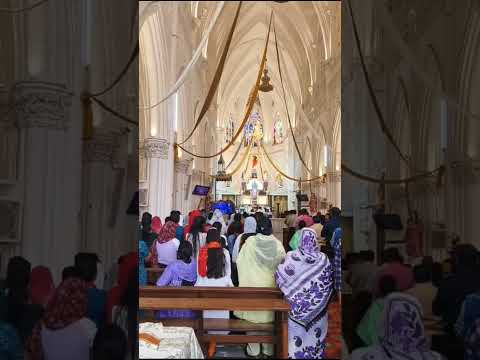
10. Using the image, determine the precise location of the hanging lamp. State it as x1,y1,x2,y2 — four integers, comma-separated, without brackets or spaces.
259,68,274,93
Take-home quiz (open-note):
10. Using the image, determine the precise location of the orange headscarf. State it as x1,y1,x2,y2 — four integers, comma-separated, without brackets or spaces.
197,229,222,277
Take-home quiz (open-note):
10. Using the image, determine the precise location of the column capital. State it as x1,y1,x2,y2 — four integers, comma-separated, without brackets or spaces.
84,129,118,163
175,158,192,174
141,137,169,159
13,81,73,130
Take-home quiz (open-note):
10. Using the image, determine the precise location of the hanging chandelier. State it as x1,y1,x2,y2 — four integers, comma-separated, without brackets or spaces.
259,68,274,92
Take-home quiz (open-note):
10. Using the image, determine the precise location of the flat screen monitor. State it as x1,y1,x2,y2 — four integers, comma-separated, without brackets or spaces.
192,185,210,196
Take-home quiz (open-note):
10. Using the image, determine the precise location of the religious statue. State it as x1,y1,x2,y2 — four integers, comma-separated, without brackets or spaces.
252,155,258,169
247,177,264,202
275,173,283,187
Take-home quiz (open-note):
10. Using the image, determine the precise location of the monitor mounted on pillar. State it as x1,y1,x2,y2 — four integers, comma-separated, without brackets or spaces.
192,185,210,196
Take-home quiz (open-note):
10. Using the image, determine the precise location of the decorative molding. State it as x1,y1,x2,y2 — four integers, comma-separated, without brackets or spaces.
142,137,169,159
13,82,73,130
84,131,117,163
139,188,149,207
175,159,191,174
0,199,22,243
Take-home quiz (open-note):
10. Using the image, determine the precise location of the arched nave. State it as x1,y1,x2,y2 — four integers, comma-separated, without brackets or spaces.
139,1,341,222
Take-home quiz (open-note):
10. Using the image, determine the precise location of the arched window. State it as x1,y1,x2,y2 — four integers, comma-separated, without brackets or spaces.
244,111,263,147
225,114,234,144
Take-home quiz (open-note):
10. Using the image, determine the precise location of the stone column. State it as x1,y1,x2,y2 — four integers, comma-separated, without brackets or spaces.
173,159,193,215
82,128,135,272
143,137,174,220
14,81,79,284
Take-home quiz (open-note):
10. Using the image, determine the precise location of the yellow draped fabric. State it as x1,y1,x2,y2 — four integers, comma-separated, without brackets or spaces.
234,234,286,323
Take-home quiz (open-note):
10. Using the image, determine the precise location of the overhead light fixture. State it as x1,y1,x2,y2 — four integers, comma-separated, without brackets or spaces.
259,68,274,93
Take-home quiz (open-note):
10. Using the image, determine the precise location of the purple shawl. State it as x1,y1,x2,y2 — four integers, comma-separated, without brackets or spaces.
156,259,197,287
156,259,197,320
275,228,333,331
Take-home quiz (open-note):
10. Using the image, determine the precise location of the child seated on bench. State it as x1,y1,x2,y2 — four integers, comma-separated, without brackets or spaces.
155,241,197,319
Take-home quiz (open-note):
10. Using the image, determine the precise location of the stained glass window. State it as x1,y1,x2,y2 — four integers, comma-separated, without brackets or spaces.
244,111,263,147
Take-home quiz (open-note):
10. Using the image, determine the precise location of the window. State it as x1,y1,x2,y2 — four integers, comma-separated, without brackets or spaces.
225,115,234,143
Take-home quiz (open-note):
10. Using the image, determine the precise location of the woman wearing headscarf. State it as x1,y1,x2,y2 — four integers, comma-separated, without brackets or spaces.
148,221,180,267
27,278,97,360
208,209,227,235
29,266,55,309
235,217,286,357
289,220,308,251
184,210,202,239
350,293,443,360
151,216,162,235
356,275,397,347
232,216,257,263
106,252,137,323
231,216,257,286
275,228,334,359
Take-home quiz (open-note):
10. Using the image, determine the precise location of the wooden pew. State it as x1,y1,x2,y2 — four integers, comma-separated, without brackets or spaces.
146,267,164,285
139,286,290,359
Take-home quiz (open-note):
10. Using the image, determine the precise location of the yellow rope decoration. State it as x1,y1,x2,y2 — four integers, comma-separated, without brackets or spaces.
260,143,325,183
224,141,254,177
175,10,273,159
272,14,313,175
178,1,242,146
341,163,444,184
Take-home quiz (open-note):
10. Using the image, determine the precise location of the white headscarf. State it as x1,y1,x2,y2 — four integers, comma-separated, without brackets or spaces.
208,209,227,235
232,217,257,263
243,216,257,234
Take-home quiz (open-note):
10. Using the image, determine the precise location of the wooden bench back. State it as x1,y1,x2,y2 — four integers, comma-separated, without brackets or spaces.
139,286,289,312
140,286,284,299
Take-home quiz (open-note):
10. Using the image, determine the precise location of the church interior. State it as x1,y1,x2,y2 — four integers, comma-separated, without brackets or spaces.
0,0,479,358
139,1,341,224
139,1,342,359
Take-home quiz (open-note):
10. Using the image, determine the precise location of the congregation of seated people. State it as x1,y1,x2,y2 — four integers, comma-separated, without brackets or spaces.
139,207,343,359
342,243,480,359
0,250,138,360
